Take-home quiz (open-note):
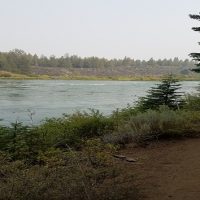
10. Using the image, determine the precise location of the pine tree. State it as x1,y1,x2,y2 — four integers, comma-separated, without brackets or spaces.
138,75,184,111
189,13,200,72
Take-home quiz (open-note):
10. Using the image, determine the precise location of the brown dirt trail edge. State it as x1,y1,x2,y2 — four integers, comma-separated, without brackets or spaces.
120,138,200,200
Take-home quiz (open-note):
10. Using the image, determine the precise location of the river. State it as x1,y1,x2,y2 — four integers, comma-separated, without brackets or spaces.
0,80,199,125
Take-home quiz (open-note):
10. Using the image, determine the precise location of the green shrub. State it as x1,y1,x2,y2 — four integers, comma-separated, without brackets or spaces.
0,123,44,163
37,110,114,149
0,110,115,162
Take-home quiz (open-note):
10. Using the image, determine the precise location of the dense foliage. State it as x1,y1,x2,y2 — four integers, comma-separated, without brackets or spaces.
0,113,138,200
0,49,194,73
0,139,138,200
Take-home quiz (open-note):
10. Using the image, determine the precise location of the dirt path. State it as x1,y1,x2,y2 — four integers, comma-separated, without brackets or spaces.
120,138,200,200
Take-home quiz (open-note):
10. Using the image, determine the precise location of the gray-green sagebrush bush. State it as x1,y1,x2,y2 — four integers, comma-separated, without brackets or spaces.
104,107,200,145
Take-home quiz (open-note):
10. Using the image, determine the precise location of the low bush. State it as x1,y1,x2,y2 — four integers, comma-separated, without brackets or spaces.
104,107,200,145
0,110,115,163
37,110,115,149
0,139,138,200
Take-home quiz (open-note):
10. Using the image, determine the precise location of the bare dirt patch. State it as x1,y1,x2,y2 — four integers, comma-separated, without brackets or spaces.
118,138,200,200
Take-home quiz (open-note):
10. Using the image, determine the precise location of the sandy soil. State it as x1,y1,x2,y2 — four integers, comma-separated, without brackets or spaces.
119,138,200,200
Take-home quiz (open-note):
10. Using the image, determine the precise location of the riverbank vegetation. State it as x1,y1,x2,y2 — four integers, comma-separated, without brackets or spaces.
1,69,200,81
1,75,200,199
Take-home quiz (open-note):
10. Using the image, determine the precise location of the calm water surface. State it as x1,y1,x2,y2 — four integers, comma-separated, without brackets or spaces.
0,80,199,125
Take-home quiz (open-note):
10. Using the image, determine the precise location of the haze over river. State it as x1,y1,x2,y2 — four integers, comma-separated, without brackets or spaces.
0,80,199,125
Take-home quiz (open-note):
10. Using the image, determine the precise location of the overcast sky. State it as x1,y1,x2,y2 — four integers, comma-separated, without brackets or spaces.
0,0,200,60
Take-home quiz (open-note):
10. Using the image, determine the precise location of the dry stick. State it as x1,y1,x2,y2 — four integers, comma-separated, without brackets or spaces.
65,144,91,200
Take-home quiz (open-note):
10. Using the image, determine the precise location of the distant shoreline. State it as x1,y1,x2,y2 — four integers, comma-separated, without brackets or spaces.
1,70,200,81
1,76,200,81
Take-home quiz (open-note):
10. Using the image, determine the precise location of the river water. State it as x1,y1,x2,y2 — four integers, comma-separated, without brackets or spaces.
0,80,199,125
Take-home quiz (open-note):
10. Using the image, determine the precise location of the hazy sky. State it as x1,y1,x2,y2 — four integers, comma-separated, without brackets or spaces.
0,0,200,60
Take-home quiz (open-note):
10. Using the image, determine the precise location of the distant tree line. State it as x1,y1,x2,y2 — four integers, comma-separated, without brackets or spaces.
0,49,194,73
